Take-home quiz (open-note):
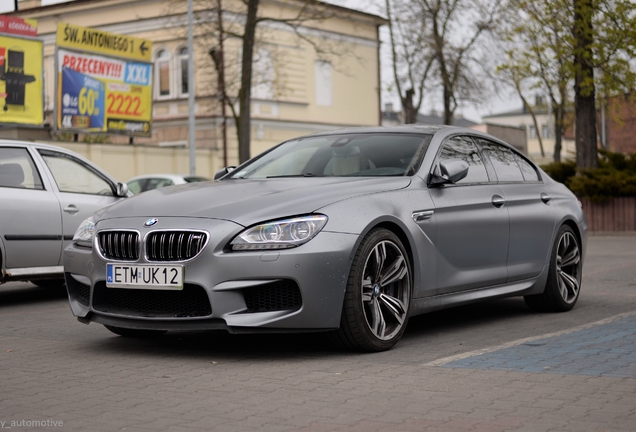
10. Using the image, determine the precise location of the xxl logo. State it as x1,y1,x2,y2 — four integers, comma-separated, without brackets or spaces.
124,63,151,86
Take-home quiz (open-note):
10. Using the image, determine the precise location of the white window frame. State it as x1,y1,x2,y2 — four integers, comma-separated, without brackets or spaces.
315,61,333,107
176,46,189,98
154,48,172,100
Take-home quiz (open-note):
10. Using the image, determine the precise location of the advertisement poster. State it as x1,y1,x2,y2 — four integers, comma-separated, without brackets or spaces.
55,23,153,137
0,34,43,126
57,49,152,136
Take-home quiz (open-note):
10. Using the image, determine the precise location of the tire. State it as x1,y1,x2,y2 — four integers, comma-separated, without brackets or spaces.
104,325,167,338
32,278,66,288
332,228,412,352
524,225,582,312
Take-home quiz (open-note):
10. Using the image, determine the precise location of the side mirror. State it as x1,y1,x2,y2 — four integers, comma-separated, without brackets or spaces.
214,166,236,180
429,160,469,186
116,182,129,197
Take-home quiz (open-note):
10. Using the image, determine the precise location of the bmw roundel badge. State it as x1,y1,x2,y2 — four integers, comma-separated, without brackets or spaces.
144,218,159,227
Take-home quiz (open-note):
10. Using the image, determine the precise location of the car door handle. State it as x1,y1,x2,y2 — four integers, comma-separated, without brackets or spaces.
491,195,505,208
412,210,434,222
541,193,552,204
63,205,79,214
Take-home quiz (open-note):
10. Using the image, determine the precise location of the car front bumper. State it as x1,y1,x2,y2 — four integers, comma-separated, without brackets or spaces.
64,217,357,332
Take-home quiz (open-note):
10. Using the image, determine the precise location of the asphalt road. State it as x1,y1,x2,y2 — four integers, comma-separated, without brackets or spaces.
1,235,635,431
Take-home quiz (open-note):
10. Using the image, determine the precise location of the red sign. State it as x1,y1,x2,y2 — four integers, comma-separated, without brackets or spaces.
0,15,37,37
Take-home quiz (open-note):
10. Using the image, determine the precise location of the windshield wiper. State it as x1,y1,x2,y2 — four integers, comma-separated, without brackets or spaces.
266,173,317,178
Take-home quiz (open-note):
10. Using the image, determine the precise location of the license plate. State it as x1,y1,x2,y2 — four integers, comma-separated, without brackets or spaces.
106,264,184,290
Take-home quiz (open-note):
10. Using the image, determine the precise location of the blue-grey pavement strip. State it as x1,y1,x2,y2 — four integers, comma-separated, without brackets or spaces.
438,312,636,378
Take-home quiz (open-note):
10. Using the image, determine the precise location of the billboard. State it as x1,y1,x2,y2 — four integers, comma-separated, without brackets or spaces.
55,23,153,137
0,34,43,126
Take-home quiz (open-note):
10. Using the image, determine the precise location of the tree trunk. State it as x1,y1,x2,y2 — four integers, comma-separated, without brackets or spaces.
553,106,563,162
573,0,598,169
237,0,259,164
402,88,417,124
442,86,452,125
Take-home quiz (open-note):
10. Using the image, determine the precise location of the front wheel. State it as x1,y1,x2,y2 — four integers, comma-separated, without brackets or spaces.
525,225,582,312
332,228,412,352
104,325,167,338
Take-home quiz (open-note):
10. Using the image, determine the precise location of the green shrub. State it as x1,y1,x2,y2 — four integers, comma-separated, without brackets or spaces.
566,150,636,202
541,160,577,184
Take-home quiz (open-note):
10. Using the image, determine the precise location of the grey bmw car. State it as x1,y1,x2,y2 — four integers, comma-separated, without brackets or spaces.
64,126,586,351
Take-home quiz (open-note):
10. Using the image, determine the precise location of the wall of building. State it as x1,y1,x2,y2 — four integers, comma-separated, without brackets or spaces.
17,0,384,171
48,140,220,182
606,95,636,154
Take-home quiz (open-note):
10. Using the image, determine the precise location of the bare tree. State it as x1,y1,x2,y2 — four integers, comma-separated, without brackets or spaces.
495,55,546,158
202,0,344,163
496,0,572,161
418,0,501,125
384,0,435,124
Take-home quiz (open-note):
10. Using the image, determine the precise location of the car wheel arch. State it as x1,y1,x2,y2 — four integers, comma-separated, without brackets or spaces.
347,218,418,295
561,219,582,248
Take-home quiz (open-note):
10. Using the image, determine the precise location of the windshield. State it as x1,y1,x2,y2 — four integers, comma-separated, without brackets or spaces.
227,133,432,179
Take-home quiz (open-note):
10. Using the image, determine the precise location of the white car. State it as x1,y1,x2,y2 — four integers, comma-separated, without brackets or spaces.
125,174,210,194
0,141,128,287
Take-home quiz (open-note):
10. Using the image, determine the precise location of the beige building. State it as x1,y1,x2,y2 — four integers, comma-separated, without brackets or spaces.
14,0,385,179
482,106,575,165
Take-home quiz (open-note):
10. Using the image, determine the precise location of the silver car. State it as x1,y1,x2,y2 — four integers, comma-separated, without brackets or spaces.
64,126,587,351
0,141,128,287
126,174,210,194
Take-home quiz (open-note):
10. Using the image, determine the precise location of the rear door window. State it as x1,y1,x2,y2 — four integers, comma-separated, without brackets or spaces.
475,139,525,182
0,147,44,190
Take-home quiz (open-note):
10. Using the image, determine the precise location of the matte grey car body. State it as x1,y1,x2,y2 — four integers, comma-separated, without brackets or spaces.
0,141,127,286
64,126,587,351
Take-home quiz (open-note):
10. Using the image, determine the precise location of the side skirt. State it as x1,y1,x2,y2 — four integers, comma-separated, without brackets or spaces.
410,271,547,317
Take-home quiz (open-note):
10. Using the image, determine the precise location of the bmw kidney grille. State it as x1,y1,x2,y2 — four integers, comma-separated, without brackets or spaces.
145,231,208,261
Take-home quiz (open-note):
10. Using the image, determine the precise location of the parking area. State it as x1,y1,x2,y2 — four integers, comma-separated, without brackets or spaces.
1,235,635,431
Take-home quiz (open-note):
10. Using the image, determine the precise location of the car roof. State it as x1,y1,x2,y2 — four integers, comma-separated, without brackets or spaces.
304,124,457,138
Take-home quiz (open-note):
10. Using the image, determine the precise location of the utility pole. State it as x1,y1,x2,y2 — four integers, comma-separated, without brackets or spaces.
217,0,228,167
187,0,196,175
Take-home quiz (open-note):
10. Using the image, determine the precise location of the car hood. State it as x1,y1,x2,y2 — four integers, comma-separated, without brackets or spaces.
98,177,411,226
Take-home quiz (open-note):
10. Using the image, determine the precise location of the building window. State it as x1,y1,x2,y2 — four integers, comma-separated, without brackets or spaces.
155,49,171,98
528,125,538,139
177,47,189,97
315,61,332,106
542,124,551,139
252,48,274,100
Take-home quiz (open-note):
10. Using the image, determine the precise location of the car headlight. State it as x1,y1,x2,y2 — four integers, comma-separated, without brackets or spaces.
73,217,95,248
231,215,328,250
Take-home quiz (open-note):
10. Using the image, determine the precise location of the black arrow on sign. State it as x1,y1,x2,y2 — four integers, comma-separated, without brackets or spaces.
139,42,149,56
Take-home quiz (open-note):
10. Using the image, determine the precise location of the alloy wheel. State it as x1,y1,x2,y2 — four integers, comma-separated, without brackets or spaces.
360,240,410,341
555,231,581,304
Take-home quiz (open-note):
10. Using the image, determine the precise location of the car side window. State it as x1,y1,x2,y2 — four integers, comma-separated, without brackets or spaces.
40,152,114,196
476,139,525,182
127,179,143,194
438,136,489,184
144,178,174,191
0,148,44,190
516,154,540,181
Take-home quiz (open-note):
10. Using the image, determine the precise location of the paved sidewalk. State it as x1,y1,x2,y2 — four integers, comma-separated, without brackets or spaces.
442,312,636,378
1,235,636,431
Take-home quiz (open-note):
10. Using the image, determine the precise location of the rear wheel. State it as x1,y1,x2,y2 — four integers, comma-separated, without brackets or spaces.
332,228,412,352
525,225,582,312
104,325,167,338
